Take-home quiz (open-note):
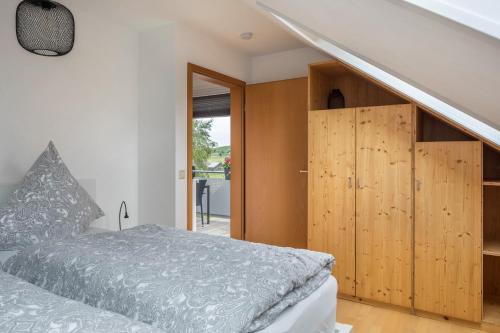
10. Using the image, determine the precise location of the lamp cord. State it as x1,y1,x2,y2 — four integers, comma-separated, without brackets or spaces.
119,201,128,231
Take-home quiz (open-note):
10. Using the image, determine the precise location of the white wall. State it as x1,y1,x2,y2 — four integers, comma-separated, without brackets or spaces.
0,0,322,231
0,0,140,231
174,23,251,230
250,47,330,83
138,24,176,227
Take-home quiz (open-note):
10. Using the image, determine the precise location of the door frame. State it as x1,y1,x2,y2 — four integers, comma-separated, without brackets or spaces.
187,63,246,240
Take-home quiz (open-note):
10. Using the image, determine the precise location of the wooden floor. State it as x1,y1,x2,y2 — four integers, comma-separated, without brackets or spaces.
337,299,489,333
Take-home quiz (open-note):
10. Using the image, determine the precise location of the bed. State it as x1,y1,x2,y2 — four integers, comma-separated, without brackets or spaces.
0,270,164,333
0,249,338,333
3,225,337,333
0,142,339,333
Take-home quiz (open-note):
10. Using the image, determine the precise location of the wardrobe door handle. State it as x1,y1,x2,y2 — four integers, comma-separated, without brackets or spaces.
299,170,309,174
416,180,422,191
348,177,352,188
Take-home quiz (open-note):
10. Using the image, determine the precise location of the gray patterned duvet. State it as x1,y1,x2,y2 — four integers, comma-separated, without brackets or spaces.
0,271,163,333
3,225,334,333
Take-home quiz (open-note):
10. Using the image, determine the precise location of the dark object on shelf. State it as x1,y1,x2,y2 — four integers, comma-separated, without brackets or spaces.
16,0,75,56
328,89,345,109
119,201,129,231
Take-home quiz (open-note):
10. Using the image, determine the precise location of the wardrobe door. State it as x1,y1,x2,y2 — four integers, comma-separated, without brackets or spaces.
355,104,413,307
245,78,308,248
415,141,482,322
308,108,356,295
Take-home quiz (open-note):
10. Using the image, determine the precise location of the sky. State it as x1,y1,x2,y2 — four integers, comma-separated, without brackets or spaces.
209,116,231,147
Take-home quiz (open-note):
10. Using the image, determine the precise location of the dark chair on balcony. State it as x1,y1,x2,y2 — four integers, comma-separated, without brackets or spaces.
196,179,210,226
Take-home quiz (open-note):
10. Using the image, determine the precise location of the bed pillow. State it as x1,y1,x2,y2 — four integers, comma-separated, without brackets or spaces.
0,141,104,250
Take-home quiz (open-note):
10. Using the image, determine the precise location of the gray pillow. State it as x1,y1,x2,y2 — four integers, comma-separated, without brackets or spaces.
0,141,104,250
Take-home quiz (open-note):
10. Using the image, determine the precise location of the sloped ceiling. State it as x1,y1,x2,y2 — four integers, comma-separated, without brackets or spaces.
403,0,500,40
257,0,500,131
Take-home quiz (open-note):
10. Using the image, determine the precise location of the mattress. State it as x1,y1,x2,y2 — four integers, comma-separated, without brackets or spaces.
260,276,337,333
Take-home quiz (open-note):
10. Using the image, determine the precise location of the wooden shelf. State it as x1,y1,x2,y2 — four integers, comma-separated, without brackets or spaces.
484,180,500,187
483,296,500,325
484,145,500,181
308,60,406,111
416,108,477,142
310,60,352,77
484,240,500,256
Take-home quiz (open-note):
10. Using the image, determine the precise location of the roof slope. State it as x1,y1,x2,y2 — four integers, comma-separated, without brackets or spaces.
257,0,500,147
402,0,500,40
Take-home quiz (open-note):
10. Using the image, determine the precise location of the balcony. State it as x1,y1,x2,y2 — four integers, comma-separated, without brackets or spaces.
192,170,230,237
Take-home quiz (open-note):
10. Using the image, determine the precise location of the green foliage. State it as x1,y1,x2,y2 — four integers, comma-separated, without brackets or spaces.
192,119,216,170
207,146,231,168
214,146,231,157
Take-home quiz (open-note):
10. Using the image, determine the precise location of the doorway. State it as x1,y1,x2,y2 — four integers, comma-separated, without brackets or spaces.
187,64,245,240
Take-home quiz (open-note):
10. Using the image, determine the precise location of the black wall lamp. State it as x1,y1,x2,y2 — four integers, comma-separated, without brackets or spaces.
119,201,129,231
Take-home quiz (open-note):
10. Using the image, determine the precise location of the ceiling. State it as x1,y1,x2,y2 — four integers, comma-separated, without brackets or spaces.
66,0,305,56
193,74,229,97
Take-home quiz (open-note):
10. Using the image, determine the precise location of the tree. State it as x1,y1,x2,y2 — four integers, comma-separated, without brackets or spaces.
192,119,216,170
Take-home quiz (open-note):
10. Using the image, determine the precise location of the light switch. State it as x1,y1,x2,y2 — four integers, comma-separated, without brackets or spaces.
178,170,186,180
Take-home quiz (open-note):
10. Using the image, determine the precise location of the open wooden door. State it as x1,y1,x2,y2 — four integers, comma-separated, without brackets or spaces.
245,78,308,248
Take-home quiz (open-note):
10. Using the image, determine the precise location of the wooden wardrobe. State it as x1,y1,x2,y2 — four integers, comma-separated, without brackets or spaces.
307,60,500,324
309,105,413,307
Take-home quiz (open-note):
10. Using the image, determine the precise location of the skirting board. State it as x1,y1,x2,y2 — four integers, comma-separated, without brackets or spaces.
335,322,353,333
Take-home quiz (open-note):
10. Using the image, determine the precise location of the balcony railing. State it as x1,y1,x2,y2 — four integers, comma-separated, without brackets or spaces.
192,172,230,219
193,169,225,175
193,169,227,180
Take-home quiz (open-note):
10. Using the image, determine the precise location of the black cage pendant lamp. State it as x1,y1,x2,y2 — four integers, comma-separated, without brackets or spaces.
16,0,75,56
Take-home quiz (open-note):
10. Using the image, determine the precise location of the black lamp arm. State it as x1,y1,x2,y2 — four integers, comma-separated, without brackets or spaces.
119,201,129,231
